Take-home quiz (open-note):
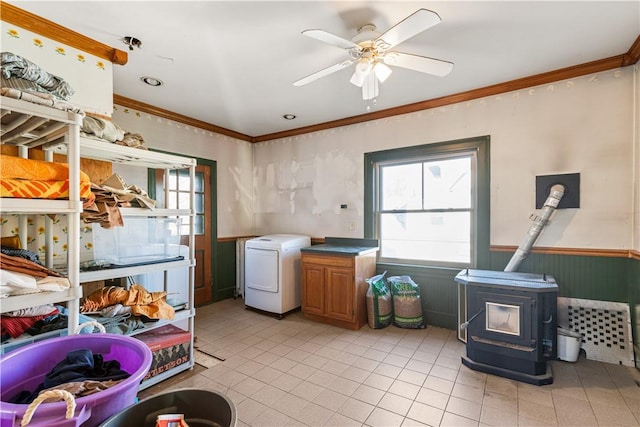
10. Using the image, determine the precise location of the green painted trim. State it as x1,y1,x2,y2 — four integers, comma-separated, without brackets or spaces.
147,149,219,305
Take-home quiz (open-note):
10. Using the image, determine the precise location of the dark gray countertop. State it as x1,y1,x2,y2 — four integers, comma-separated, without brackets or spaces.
301,237,379,256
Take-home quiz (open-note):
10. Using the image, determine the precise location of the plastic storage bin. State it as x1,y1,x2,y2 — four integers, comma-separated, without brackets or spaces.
0,333,152,427
99,388,236,427
92,217,182,267
0,306,97,355
557,327,582,362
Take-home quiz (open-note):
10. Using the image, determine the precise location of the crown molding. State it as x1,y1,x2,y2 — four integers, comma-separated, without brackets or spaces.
1,2,128,65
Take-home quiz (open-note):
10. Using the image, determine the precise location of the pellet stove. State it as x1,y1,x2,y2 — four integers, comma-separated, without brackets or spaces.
455,269,558,385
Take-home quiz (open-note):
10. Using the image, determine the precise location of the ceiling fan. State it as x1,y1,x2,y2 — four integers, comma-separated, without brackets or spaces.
293,9,453,101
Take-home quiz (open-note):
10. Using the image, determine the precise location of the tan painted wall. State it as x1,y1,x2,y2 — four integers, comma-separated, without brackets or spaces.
254,66,636,248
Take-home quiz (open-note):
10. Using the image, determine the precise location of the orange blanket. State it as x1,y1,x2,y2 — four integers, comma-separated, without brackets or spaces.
0,154,94,204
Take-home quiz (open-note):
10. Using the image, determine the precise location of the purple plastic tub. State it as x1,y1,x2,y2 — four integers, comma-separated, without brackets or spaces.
0,333,152,427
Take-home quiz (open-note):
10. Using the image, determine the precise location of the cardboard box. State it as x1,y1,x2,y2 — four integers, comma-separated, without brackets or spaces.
135,324,191,381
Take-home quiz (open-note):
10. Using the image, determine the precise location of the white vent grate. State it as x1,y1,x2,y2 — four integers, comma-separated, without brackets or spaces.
557,297,634,366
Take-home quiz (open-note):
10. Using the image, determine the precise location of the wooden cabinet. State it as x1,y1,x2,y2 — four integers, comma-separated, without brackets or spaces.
301,251,377,330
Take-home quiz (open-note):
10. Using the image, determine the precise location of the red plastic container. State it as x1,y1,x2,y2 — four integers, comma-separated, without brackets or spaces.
0,333,152,427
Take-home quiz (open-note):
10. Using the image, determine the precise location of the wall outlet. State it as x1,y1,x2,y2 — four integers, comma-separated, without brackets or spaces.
346,221,356,232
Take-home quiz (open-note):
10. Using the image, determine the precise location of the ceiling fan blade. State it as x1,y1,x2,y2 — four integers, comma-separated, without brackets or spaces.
302,29,360,50
383,52,453,77
293,59,356,86
375,9,441,51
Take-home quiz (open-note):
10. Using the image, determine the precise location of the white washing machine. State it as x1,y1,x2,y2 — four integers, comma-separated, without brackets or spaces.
244,234,310,317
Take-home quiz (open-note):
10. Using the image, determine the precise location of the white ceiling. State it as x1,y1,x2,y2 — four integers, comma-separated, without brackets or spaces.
8,1,640,138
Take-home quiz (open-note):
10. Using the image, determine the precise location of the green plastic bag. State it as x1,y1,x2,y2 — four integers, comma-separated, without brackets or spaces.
388,275,425,329
366,272,392,329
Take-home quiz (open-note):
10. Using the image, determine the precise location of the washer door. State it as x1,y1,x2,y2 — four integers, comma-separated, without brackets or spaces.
245,247,279,293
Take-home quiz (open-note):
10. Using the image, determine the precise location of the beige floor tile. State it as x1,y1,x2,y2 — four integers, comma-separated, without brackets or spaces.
271,392,309,418
398,368,428,387
272,355,300,372
321,359,350,376
327,376,360,396
324,412,363,427
552,394,598,426
272,372,303,392
388,379,421,400
517,385,554,408
455,367,488,390
378,392,414,416
289,362,317,380
231,377,266,397
366,407,406,427
480,405,519,426
441,412,479,426
315,388,348,410
338,397,375,422
351,384,385,406
446,396,482,421
482,390,518,414
307,369,338,387
430,365,460,382
364,372,396,391
295,401,334,426
406,359,435,375
251,365,282,383
424,375,455,395
518,400,558,425
342,366,372,383
353,356,381,372
251,384,287,406
591,402,640,426
236,398,268,424
517,415,558,426
485,376,519,397
415,387,450,410
451,382,485,403
401,417,430,427
290,380,325,401
250,408,297,427
407,401,445,426
374,362,403,379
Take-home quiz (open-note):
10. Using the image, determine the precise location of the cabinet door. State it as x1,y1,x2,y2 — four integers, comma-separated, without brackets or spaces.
302,264,325,315
326,267,355,322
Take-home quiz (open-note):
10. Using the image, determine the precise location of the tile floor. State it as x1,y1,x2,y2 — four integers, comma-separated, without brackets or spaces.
140,298,640,426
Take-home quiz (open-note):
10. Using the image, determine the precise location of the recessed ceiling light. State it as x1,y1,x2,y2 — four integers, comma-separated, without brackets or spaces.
283,114,296,120
141,76,163,87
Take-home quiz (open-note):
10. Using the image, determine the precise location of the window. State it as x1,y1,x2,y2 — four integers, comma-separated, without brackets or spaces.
166,169,205,236
365,136,490,268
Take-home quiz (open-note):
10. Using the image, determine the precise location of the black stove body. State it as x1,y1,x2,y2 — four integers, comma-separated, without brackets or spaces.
455,269,558,385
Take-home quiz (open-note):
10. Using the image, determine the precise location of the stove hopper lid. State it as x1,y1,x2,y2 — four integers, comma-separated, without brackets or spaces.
454,269,558,291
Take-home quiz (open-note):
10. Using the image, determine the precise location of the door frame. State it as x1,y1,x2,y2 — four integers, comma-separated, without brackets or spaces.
148,151,218,304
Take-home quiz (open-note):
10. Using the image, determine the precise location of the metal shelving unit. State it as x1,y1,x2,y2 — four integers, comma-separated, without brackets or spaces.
1,96,197,386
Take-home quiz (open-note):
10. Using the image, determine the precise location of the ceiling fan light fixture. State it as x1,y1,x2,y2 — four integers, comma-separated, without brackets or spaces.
350,58,372,87
373,62,392,83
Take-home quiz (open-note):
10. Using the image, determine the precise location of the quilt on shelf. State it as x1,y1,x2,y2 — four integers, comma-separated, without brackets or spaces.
0,154,95,207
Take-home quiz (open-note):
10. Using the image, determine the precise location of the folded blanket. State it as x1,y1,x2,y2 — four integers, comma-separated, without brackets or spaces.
0,87,84,115
0,253,62,278
0,155,94,205
82,116,125,143
1,52,74,100
1,154,89,181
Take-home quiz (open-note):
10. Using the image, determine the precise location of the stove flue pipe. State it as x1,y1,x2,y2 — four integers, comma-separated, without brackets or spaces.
504,184,565,272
